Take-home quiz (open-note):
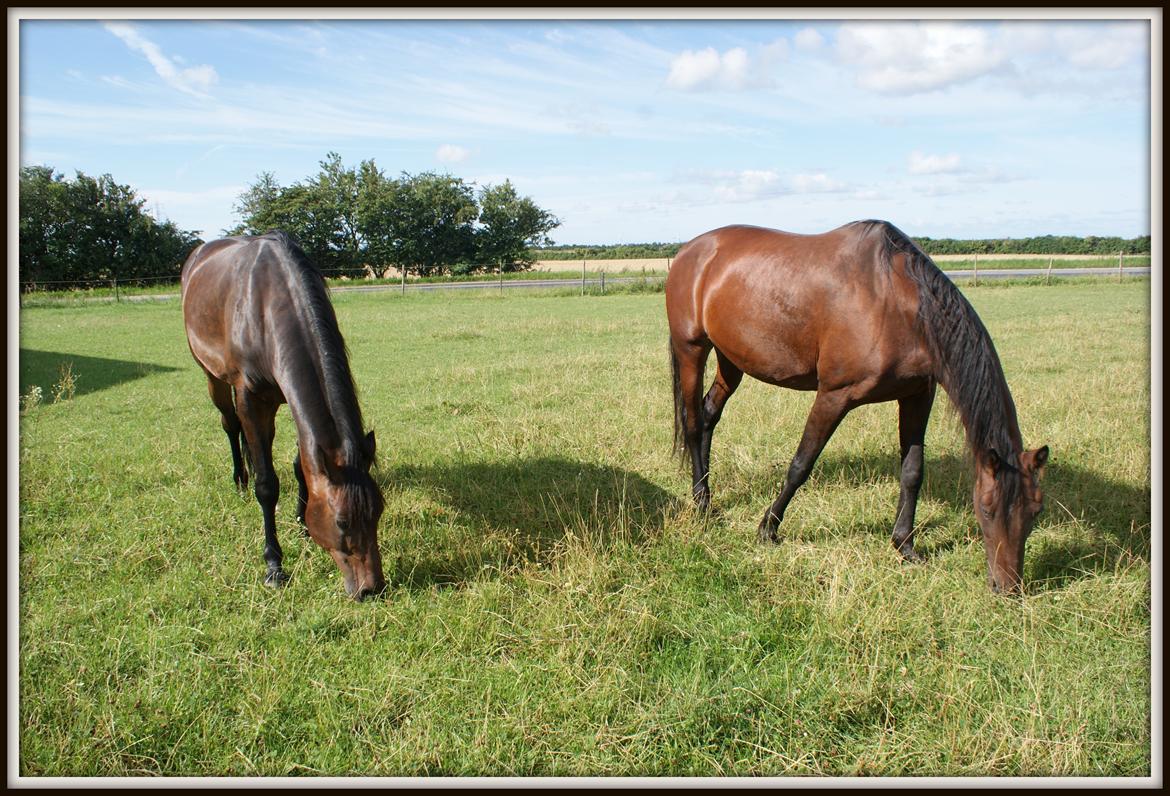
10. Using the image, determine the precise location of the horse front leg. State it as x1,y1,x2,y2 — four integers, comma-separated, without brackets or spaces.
758,388,851,543
892,385,936,562
293,446,309,531
236,390,288,588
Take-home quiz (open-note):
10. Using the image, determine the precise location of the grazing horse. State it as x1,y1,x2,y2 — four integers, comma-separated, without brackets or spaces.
182,231,385,600
666,221,1048,594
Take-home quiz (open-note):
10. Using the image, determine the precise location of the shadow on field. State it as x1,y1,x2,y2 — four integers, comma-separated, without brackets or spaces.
1022,459,1151,591
739,447,1150,591
380,457,675,590
19,348,179,399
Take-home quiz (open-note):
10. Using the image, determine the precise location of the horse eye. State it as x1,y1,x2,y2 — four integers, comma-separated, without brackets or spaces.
336,517,351,533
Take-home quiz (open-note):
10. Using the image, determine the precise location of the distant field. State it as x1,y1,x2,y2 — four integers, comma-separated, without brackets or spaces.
17,281,1151,776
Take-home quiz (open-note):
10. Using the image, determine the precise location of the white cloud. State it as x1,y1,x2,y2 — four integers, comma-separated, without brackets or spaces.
104,22,218,98
698,169,849,202
836,22,1006,94
790,172,847,193
794,28,825,51
1055,23,1147,70
436,144,470,163
761,38,791,64
908,151,963,175
665,46,760,91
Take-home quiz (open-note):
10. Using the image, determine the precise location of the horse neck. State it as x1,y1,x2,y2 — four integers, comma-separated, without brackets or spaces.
876,222,1025,465
284,366,367,470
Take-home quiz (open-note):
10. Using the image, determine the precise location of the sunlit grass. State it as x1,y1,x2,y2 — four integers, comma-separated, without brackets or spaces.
17,280,1151,776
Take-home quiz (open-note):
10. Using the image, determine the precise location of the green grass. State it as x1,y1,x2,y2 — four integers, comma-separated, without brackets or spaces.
17,281,1151,777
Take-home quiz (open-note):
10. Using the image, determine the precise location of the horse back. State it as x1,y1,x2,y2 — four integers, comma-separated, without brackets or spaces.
182,233,317,397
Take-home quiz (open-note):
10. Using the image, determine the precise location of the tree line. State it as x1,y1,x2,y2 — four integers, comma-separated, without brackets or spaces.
535,234,1151,261
19,154,561,287
19,165,202,286
19,157,1150,289
229,153,561,277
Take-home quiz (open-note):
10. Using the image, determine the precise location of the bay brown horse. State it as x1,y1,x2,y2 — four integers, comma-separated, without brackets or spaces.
666,221,1048,594
182,231,385,600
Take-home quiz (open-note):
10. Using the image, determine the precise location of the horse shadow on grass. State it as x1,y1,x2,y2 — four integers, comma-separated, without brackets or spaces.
733,448,1150,592
375,457,677,590
19,348,179,399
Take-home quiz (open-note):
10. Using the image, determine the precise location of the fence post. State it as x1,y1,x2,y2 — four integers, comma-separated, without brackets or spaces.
581,258,586,296
401,267,406,296
973,253,978,287
1047,256,1053,285
113,278,120,303
500,262,504,292
1118,250,1123,282
601,270,605,294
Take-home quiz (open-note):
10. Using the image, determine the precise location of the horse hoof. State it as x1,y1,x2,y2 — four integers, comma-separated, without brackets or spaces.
264,569,290,588
756,525,779,545
900,550,925,564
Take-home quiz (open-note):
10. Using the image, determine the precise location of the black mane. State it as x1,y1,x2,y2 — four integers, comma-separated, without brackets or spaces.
259,231,371,471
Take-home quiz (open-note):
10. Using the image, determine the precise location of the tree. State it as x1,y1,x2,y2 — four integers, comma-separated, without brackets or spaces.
474,180,560,273
19,165,68,283
231,155,562,277
229,171,285,234
383,172,478,276
19,166,201,286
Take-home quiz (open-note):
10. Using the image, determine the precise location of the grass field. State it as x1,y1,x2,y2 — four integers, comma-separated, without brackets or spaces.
16,280,1152,777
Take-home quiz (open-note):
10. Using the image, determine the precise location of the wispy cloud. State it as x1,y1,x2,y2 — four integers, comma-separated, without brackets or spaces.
907,151,963,175
436,144,470,163
685,169,851,203
103,22,218,98
794,28,825,51
790,172,848,193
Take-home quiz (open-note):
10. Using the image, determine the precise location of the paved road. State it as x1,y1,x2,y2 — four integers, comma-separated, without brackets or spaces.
59,265,1156,304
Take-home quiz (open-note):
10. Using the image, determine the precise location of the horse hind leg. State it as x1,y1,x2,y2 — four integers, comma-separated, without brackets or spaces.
206,374,248,490
892,385,935,562
699,349,743,504
757,388,851,543
236,389,288,588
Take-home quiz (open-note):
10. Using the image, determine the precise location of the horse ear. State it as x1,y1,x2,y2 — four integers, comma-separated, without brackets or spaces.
365,430,377,460
1024,445,1049,477
986,448,1003,474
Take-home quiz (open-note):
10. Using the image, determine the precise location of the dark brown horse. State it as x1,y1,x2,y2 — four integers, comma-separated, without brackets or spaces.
182,231,385,600
667,221,1048,593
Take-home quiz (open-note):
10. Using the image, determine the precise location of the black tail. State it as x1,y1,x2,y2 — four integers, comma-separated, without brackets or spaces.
670,338,694,470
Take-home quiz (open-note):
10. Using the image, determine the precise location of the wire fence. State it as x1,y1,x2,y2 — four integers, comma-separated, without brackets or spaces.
17,252,1151,307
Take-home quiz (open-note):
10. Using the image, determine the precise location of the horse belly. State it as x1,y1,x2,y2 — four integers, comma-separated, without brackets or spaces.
701,271,821,389
706,311,820,390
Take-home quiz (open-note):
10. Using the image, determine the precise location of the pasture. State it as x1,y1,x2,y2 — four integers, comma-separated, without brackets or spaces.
17,280,1152,777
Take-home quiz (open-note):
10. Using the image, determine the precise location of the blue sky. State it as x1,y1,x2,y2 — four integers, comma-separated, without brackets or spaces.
17,14,1153,244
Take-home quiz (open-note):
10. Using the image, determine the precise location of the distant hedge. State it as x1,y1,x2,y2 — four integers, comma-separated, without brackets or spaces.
533,234,1151,260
